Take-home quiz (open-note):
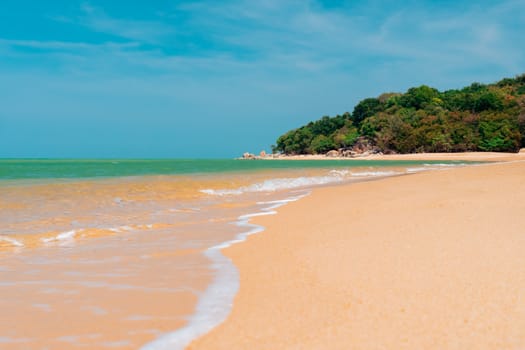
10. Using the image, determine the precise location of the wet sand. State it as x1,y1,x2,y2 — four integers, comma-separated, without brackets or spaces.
0,228,212,349
0,174,262,349
190,153,525,349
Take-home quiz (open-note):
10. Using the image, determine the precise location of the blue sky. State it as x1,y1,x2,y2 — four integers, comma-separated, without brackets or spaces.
1,0,524,158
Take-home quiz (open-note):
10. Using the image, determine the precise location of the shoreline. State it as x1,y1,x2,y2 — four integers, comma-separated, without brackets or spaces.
140,192,309,350
2,155,523,348
189,154,525,349
241,149,525,162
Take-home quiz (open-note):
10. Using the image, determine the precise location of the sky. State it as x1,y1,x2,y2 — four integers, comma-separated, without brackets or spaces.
0,0,524,158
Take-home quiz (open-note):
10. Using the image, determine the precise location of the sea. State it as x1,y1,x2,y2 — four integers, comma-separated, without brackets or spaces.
0,159,469,349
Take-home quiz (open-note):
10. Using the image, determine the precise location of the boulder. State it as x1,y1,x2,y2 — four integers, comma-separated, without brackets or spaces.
325,150,340,157
342,150,355,157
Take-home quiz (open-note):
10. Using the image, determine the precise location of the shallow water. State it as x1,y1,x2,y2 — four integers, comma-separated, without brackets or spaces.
0,159,470,349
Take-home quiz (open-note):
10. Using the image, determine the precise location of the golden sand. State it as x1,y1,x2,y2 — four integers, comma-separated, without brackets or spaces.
190,153,525,349
269,150,521,161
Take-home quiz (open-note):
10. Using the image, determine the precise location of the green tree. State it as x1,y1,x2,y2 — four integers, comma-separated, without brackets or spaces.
352,98,383,126
478,118,520,151
310,135,336,154
333,124,359,148
274,72,525,155
398,85,440,109
472,91,504,112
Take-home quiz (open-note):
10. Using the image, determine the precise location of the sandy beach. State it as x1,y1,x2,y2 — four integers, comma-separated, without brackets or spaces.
190,151,525,349
263,150,525,162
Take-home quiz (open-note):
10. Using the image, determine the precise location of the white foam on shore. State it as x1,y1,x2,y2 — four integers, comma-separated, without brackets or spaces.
41,230,78,244
200,171,352,196
349,170,400,177
200,168,424,196
201,164,469,196
406,167,427,173
406,163,467,173
107,225,134,233
0,236,24,247
140,192,309,350
40,225,138,246
423,163,466,167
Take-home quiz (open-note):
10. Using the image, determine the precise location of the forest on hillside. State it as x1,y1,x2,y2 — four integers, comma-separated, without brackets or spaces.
274,74,525,154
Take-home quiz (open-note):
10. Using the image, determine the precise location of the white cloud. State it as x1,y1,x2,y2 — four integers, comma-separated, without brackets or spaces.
16,0,518,83
0,38,139,51
53,2,176,44
2,0,524,112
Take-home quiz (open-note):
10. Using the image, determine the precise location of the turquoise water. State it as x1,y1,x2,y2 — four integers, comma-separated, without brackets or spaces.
0,159,470,180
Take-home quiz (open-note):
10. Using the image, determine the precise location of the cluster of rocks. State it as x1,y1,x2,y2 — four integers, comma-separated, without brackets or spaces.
325,137,382,158
241,151,279,160
325,149,382,158
240,138,383,159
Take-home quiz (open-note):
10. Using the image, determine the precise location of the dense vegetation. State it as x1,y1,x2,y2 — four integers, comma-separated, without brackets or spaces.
274,74,525,154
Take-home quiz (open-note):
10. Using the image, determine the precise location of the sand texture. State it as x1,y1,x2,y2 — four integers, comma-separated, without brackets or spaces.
266,150,523,161
190,158,525,349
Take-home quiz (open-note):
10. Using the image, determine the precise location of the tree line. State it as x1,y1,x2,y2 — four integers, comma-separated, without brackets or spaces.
274,74,525,154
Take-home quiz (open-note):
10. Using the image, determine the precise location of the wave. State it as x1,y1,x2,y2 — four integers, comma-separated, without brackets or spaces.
41,229,78,244
200,169,411,196
407,163,467,173
39,225,151,247
423,163,466,167
200,171,352,196
140,192,309,350
349,170,400,177
0,236,24,248
1,222,174,251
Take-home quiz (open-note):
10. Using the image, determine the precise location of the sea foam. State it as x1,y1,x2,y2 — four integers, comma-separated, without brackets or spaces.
349,170,400,177
200,169,412,196
140,192,308,350
0,236,24,247
200,171,350,196
41,230,78,244
406,163,466,173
